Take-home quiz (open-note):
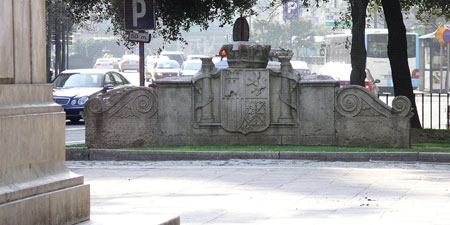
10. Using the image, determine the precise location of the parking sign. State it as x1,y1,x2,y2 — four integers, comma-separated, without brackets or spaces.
124,0,155,30
283,0,299,21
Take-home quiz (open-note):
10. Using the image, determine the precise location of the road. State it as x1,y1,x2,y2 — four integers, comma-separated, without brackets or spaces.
66,121,85,145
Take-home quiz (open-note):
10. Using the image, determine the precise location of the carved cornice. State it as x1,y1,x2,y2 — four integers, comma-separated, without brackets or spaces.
86,86,158,119
335,86,413,118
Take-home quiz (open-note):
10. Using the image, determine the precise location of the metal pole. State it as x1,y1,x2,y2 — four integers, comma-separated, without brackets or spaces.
430,93,433,129
422,93,424,128
447,43,450,92
440,44,444,93
139,42,145,86
439,92,441,129
289,18,293,50
419,41,425,91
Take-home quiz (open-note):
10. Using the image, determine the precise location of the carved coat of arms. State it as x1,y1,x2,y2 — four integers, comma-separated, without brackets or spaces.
221,69,270,134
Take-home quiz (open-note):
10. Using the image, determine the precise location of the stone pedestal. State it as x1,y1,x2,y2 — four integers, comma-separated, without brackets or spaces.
0,85,90,224
1,0,90,224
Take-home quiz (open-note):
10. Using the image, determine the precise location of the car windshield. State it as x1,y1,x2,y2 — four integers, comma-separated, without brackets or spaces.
156,61,180,69
163,54,182,62
53,73,103,88
182,61,202,70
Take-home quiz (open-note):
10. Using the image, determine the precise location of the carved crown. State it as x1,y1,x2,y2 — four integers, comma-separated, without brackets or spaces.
223,42,271,68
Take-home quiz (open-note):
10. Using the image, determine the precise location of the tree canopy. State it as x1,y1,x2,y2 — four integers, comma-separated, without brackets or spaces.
59,0,257,46
251,19,321,55
54,0,450,46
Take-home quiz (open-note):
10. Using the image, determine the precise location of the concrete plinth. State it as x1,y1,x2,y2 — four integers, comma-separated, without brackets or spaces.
0,84,90,224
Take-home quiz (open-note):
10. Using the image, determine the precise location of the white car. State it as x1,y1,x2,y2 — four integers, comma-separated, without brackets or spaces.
119,55,139,72
147,59,180,82
93,58,114,69
266,60,311,75
319,63,379,95
212,57,228,69
160,51,186,66
186,54,208,61
180,59,202,76
290,60,311,75
145,55,170,75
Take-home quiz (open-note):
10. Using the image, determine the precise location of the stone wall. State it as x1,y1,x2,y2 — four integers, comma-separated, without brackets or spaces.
85,66,412,149
0,0,90,224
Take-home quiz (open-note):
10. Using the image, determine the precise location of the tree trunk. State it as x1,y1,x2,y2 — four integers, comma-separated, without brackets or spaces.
349,0,369,86
46,1,52,83
381,0,421,129
61,23,66,72
54,20,61,76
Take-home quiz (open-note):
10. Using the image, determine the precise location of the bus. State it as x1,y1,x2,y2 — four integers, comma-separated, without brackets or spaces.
324,29,419,94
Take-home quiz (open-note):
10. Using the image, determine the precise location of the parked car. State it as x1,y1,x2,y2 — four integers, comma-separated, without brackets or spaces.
93,58,114,69
290,60,311,75
212,57,228,69
180,59,202,76
318,63,379,95
52,69,131,122
160,51,186,66
145,55,170,75
187,54,208,60
147,59,180,82
119,54,139,72
266,60,311,75
266,60,281,70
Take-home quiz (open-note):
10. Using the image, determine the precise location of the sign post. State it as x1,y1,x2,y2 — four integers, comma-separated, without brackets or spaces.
124,0,155,86
283,0,299,50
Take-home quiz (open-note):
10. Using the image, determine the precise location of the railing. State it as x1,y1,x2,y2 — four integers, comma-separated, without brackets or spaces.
378,93,450,129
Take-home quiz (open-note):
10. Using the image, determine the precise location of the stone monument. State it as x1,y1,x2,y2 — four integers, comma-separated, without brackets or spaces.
85,17,412,149
85,48,412,149
0,0,90,224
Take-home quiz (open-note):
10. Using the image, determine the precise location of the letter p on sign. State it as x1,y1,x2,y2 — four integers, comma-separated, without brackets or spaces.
124,0,155,30
133,0,146,27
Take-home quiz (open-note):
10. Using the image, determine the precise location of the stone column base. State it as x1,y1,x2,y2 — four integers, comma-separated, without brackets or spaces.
0,184,90,225
0,84,90,224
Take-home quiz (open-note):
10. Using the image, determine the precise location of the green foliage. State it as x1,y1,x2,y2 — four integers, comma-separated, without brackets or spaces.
62,0,257,47
70,37,127,68
251,18,321,56
55,0,449,46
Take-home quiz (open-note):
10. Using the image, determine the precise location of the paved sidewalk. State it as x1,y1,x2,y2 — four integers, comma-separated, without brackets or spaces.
70,160,450,225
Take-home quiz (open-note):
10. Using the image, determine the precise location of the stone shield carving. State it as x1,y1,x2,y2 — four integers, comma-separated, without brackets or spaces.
220,69,270,134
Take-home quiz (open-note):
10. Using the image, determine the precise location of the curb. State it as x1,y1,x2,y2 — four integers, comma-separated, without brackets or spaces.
66,148,450,163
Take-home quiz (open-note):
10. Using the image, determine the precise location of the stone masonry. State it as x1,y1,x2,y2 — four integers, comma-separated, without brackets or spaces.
85,43,412,149
0,0,90,224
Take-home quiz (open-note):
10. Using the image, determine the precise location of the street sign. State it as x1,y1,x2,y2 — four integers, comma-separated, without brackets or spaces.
124,0,155,30
128,32,151,43
435,24,450,45
283,0,299,21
